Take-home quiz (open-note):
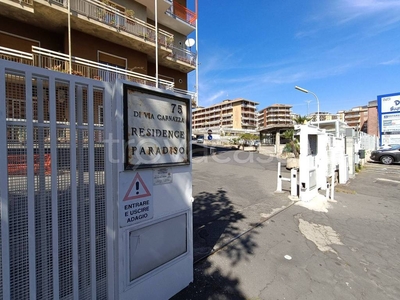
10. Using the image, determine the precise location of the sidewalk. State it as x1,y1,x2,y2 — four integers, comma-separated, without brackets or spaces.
172,159,400,300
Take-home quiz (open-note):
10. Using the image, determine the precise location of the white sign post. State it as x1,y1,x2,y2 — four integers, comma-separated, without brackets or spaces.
116,83,193,300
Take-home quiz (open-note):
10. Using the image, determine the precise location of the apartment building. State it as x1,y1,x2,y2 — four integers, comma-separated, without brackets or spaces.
257,104,293,129
308,111,342,123
192,98,259,135
0,0,197,102
257,104,293,145
367,100,379,136
338,105,368,132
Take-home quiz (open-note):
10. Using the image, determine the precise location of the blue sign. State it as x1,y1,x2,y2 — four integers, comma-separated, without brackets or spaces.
208,135,212,140
377,92,400,145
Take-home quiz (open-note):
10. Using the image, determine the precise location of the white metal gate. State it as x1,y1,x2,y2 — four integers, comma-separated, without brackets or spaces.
0,59,113,299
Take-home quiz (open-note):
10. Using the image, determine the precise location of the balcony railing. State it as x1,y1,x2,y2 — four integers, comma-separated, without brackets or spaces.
0,46,195,100
32,46,174,88
167,1,196,26
0,46,33,64
169,46,196,67
7,0,33,5
67,0,197,65
69,0,173,48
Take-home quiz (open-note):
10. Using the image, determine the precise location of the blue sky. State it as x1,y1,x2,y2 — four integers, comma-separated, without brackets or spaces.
187,0,400,116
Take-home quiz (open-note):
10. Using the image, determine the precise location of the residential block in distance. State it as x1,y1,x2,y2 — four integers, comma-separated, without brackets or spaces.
258,104,293,145
192,98,259,136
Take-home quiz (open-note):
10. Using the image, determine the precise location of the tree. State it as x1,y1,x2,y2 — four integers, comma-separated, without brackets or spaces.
237,133,259,149
282,129,299,158
239,133,259,141
293,115,311,125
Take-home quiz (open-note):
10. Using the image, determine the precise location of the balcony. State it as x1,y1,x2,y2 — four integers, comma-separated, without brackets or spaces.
0,45,195,100
0,0,196,72
135,0,196,35
241,103,256,109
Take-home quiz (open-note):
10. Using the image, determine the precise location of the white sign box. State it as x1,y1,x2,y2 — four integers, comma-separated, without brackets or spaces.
124,85,190,169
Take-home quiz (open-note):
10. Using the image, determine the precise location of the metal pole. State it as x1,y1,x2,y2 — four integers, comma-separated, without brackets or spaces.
290,168,297,197
309,91,319,128
195,0,199,106
306,100,311,116
68,0,72,74
325,182,330,199
276,162,282,193
155,0,158,88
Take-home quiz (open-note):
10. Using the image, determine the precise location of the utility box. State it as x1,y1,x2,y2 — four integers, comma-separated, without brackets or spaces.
359,149,366,159
115,82,193,300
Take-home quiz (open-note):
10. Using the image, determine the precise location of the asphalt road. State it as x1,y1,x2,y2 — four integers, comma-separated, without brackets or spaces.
172,151,400,300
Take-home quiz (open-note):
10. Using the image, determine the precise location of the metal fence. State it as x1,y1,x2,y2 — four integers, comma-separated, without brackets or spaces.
0,59,112,299
359,131,378,151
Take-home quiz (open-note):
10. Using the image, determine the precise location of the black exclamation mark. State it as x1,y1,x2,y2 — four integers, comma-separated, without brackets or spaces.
136,181,139,194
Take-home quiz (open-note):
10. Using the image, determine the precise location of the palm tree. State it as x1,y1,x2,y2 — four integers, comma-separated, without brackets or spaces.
282,129,299,157
293,115,311,125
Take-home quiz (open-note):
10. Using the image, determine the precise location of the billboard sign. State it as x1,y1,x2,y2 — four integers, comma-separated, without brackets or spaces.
378,92,400,145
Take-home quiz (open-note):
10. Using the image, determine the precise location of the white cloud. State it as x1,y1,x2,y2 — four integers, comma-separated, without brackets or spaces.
199,90,226,105
380,57,400,65
342,0,400,10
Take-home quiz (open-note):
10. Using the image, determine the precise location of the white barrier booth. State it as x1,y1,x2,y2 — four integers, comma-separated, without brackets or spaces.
113,82,193,299
297,124,348,201
297,125,326,202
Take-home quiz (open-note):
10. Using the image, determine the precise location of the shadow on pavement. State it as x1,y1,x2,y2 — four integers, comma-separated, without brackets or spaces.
172,189,259,299
172,261,247,300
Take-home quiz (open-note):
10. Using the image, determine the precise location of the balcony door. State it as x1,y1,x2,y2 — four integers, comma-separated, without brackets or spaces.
0,31,39,63
97,51,127,82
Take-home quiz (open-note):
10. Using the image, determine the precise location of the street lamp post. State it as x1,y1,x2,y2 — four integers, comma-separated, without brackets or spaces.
295,86,320,128
305,100,311,116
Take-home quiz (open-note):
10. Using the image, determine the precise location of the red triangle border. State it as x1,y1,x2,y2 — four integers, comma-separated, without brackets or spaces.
123,173,151,201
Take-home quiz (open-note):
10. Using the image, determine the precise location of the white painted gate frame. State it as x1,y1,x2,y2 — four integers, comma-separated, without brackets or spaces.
0,59,116,299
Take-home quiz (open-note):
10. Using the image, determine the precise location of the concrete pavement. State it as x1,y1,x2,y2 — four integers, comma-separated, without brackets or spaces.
172,150,400,300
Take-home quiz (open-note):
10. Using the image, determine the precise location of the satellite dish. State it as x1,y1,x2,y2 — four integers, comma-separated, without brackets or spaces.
185,38,195,47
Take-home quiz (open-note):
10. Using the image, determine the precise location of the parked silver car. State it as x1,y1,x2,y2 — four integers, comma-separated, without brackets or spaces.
370,144,400,165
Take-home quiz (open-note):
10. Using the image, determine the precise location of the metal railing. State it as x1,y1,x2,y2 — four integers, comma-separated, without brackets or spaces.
5,0,197,65
169,46,196,67
6,0,33,5
32,46,174,89
0,46,33,64
0,46,196,99
167,1,196,26
69,0,173,47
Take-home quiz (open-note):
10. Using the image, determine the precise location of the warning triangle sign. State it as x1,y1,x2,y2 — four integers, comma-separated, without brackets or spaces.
123,173,151,201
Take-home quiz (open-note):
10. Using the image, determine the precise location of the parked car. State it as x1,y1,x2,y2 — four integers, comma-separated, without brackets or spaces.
370,144,400,165
197,138,204,144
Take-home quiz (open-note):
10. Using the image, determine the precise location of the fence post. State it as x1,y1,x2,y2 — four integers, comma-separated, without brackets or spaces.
290,168,297,197
275,162,283,193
